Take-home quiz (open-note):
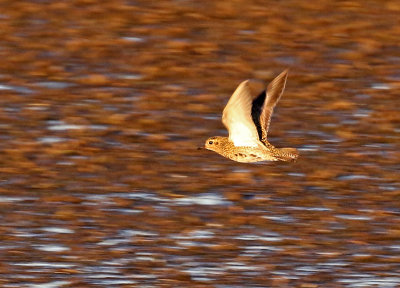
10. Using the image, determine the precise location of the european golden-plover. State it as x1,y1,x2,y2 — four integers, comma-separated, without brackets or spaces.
204,69,299,163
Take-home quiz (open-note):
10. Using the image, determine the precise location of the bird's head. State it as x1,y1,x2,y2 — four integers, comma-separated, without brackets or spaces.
204,136,225,152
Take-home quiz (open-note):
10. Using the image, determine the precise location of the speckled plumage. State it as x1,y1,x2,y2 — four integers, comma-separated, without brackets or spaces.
204,69,299,163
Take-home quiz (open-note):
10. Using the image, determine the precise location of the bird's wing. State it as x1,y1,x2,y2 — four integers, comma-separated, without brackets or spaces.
222,80,265,147
259,69,288,140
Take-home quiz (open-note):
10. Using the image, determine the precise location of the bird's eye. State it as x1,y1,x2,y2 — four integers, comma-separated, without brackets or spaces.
209,141,213,145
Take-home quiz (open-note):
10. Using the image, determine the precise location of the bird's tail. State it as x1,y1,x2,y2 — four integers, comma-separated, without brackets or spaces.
276,148,299,162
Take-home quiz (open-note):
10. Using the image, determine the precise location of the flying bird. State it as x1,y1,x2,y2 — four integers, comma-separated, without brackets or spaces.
204,69,299,163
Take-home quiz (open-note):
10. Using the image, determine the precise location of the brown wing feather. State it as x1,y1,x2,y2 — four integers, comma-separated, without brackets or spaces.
259,69,289,141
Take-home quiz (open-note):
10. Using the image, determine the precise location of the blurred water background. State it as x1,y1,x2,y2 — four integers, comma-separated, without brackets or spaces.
0,0,399,287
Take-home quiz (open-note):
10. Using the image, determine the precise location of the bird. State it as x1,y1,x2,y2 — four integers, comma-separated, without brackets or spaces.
204,69,299,163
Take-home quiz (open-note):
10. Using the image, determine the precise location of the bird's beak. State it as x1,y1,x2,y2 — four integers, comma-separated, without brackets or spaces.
197,147,203,150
